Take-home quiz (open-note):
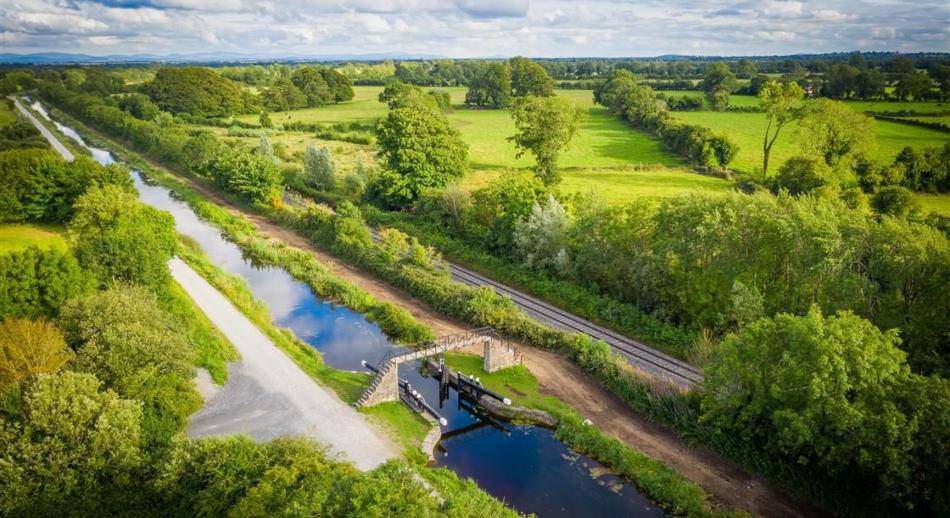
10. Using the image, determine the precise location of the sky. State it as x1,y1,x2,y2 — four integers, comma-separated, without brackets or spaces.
1,0,948,58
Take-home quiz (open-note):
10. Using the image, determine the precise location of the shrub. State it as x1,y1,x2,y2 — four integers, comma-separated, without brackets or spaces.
0,246,93,319
872,186,919,217
0,371,145,515
69,185,177,289
303,143,335,190
0,318,73,388
60,285,198,445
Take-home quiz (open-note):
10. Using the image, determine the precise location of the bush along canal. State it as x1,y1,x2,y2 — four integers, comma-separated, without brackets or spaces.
44,104,664,518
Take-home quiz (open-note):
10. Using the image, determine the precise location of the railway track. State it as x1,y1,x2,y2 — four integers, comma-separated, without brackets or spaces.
369,230,703,387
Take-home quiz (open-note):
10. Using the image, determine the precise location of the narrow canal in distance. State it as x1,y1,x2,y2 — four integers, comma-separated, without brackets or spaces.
43,103,663,518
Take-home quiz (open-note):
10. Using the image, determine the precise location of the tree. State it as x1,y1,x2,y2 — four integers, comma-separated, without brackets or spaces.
855,69,886,99
759,80,804,176
507,95,581,185
700,63,738,110
304,144,335,190
0,371,144,515
210,148,283,206
465,63,511,108
374,100,468,207
470,172,549,252
117,93,160,120
772,156,832,195
0,246,93,320
291,66,333,106
798,99,875,170
60,285,198,444
894,71,933,101
709,135,738,168
872,186,919,217
259,110,272,128
154,436,351,516
822,63,860,98
931,65,950,100
702,308,914,490
508,56,555,97
318,67,354,102
261,77,307,111
0,318,73,388
513,195,571,275
145,67,249,116
69,185,177,289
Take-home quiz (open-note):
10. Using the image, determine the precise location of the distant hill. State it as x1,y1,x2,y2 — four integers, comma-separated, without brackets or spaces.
0,51,443,65
1,50,946,65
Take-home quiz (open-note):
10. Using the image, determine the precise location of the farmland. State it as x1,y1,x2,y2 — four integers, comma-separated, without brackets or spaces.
233,85,710,204
669,109,949,172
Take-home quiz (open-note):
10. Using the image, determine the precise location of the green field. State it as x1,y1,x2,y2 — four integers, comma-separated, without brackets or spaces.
661,90,950,114
461,166,733,204
915,194,950,217
238,86,685,170
901,115,950,126
0,224,67,253
669,110,949,173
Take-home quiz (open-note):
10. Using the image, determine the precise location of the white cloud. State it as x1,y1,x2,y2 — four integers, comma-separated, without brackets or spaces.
0,0,947,57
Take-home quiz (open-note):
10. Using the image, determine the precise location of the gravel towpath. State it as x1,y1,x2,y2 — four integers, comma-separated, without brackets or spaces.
170,257,398,471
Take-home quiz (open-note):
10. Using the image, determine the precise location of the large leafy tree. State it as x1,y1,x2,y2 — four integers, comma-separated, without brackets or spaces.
508,95,581,185
702,308,914,489
60,285,197,445
319,68,354,102
145,67,250,117
291,66,333,106
508,56,554,97
465,63,511,108
375,99,468,207
894,71,933,101
798,99,875,170
772,156,832,195
68,184,177,289
759,80,804,176
700,62,738,110
0,371,145,515
822,63,860,98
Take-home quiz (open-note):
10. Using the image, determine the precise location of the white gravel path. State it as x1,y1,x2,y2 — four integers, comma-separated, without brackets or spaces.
169,259,397,471
10,96,74,161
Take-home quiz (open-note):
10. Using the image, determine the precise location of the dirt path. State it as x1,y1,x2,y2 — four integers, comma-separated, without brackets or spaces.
65,117,815,516
174,177,817,517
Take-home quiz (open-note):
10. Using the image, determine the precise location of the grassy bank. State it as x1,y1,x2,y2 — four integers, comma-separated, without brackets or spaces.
0,223,67,253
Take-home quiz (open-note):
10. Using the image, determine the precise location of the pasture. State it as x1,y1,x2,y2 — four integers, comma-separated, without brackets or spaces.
237,86,685,170
669,110,949,173
460,166,733,205
0,224,67,253
229,86,947,211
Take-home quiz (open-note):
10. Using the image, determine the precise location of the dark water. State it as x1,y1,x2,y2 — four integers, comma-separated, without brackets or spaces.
51,109,663,518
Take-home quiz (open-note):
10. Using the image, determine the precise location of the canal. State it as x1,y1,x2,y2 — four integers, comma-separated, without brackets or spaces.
41,103,663,518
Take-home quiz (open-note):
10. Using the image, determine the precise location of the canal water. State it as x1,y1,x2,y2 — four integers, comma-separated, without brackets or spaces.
45,104,663,518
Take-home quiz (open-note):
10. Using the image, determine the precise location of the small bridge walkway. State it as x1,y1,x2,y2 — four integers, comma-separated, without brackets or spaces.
355,328,519,408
